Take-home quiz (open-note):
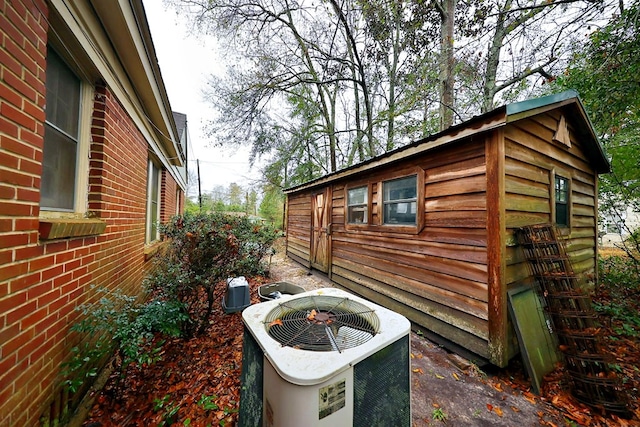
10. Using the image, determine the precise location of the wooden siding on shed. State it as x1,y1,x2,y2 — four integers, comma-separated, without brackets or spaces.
285,102,602,367
504,111,598,291
328,138,493,359
286,192,312,267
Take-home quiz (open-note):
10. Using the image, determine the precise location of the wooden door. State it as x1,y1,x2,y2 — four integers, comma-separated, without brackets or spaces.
310,189,330,272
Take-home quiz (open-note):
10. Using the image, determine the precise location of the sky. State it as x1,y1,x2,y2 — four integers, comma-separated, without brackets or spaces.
143,1,261,196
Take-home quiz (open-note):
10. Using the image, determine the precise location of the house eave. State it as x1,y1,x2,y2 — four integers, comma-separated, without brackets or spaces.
89,0,182,166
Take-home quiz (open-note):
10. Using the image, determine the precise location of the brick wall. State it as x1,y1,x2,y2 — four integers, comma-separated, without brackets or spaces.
0,1,183,424
0,1,50,424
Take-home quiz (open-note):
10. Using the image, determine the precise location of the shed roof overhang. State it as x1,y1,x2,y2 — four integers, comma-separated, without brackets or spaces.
285,91,610,194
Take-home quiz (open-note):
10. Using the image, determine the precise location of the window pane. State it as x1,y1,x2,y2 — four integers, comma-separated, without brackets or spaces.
45,48,80,137
347,186,367,224
41,124,76,210
148,162,160,242
384,201,417,225
348,206,368,223
383,176,417,225
556,203,568,226
555,176,569,226
41,47,81,210
384,176,417,201
555,176,568,203
348,187,367,206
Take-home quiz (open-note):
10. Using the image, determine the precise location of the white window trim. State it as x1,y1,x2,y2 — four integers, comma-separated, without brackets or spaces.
146,159,162,244
39,72,92,219
382,175,418,226
346,185,369,224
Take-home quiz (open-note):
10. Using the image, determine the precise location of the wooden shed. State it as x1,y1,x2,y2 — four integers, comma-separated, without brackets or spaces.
284,91,609,367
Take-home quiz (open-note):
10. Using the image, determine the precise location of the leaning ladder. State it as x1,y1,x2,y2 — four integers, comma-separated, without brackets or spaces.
517,223,629,416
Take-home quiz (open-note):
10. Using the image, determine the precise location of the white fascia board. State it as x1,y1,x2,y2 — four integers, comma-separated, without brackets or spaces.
50,0,186,191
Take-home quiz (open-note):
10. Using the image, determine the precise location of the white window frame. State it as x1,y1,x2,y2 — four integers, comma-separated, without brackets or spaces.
40,46,91,217
346,185,369,224
382,175,418,226
146,159,162,244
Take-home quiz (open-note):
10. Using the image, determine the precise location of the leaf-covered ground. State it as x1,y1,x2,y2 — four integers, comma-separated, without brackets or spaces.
83,275,640,427
82,278,267,427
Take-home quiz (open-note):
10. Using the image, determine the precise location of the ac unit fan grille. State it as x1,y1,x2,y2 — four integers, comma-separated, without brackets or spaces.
264,295,380,352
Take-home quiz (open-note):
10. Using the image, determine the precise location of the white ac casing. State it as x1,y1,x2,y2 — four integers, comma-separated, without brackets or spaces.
240,287,411,427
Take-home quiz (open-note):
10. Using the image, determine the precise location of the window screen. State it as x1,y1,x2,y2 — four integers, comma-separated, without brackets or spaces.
383,176,417,225
147,161,161,243
347,186,368,224
41,47,81,210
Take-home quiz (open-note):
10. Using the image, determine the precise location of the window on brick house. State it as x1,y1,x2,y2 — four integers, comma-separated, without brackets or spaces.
41,46,90,213
41,47,81,210
146,159,162,243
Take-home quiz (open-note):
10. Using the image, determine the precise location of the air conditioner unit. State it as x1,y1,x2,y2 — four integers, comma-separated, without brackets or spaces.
239,288,411,427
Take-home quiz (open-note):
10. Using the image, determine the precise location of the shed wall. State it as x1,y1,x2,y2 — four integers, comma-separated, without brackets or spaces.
284,103,601,367
317,138,493,359
504,111,598,289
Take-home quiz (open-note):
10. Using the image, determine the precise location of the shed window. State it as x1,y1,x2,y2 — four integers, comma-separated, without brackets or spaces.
555,175,570,226
347,186,368,224
383,175,417,225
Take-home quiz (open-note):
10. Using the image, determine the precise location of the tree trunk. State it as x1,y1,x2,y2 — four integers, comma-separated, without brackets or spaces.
439,0,456,130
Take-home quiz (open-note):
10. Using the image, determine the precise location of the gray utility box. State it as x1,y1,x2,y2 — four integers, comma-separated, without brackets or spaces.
222,276,250,313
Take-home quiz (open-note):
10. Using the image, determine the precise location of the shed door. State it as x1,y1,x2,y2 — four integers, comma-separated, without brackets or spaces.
310,189,330,273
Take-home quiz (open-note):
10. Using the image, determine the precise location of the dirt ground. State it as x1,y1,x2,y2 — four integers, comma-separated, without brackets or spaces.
266,247,567,426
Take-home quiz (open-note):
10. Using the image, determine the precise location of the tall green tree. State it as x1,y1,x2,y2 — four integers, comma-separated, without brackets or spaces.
555,0,640,257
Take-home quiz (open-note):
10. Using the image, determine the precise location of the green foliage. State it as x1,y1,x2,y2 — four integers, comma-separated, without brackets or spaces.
555,3,640,263
146,212,280,336
258,186,284,228
63,287,189,394
197,394,219,411
595,256,640,338
431,407,448,421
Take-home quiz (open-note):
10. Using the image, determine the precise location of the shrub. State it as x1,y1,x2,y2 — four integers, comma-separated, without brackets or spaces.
146,212,280,336
63,287,189,393
595,255,640,337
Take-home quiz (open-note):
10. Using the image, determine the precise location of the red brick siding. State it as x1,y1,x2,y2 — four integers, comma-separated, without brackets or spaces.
0,1,183,425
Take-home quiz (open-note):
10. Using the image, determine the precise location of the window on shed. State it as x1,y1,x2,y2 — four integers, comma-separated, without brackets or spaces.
555,175,570,226
383,175,417,225
347,186,368,224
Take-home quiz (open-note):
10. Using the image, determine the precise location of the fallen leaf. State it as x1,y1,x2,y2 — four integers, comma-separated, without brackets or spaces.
435,374,445,379
268,318,283,327
307,309,317,321
487,403,493,412
452,372,460,381
494,407,503,417
413,368,424,374
493,382,503,392
510,406,520,413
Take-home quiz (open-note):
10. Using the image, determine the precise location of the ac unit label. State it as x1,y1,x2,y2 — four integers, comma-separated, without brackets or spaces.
318,379,346,419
